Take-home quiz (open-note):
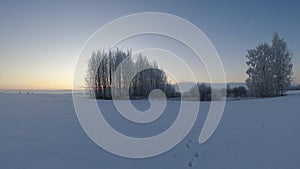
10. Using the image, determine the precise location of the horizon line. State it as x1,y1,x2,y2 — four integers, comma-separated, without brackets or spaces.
1,82,299,91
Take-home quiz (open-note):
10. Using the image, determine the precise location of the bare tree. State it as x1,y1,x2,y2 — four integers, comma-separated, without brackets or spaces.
86,48,175,99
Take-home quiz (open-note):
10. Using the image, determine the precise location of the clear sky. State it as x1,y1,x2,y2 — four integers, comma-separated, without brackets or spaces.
0,0,299,90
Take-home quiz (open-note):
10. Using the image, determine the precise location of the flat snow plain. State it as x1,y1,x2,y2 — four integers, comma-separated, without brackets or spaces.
0,92,300,169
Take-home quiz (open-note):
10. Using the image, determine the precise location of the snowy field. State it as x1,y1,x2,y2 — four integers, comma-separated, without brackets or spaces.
0,92,300,169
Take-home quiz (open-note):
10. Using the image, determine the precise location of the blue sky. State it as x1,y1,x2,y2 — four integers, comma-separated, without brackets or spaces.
0,0,299,89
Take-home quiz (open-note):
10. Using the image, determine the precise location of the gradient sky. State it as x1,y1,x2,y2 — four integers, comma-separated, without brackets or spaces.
0,0,299,89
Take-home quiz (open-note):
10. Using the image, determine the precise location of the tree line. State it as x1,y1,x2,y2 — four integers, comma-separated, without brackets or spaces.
85,33,294,100
184,83,248,101
85,49,178,99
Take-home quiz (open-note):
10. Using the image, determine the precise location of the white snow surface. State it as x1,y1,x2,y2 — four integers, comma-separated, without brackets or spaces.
0,92,300,169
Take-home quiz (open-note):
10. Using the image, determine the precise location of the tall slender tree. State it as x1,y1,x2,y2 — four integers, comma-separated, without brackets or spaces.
272,33,293,96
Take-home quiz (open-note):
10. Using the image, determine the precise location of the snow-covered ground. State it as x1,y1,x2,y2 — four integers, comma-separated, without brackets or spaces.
1,92,300,169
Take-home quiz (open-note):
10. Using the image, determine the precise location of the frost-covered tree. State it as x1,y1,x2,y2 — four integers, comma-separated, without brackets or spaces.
85,48,175,99
246,33,293,97
85,52,102,98
246,43,274,97
272,33,293,96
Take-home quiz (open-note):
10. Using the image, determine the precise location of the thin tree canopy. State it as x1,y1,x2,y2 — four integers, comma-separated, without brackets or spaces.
85,48,177,99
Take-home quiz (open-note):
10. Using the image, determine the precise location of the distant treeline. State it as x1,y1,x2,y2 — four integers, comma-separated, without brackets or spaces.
289,85,300,90
183,83,248,101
